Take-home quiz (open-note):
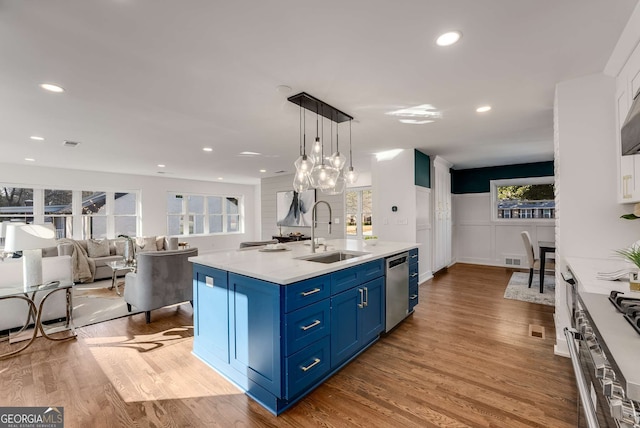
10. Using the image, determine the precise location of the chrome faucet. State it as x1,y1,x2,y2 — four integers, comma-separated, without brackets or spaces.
310,201,332,253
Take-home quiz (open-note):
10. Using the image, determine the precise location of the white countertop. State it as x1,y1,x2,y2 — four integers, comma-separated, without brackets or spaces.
189,239,419,285
566,256,640,296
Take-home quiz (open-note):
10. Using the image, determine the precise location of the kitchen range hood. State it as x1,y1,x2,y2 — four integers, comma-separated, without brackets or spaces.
622,89,640,155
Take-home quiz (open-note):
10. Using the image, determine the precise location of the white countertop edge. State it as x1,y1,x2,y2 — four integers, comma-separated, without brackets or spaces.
189,239,419,285
565,256,640,295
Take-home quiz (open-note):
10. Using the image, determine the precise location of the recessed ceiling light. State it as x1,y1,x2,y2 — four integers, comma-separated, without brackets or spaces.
239,151,261,156
217,177,224,180
30,136,45,141
436,31,462,47
260,169,267,173
25,158,35,162
476,105,492,113
157,164,166,168
276,85,292,93
40,83,65,93
203,147,213,152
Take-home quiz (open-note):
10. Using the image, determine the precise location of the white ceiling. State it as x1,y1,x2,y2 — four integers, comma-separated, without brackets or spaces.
0,0,637,185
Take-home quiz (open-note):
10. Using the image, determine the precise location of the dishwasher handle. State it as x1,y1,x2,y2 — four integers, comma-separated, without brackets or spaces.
387,252,409,269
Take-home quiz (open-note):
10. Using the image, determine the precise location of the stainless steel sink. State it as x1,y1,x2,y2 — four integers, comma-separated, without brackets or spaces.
296,250,370,264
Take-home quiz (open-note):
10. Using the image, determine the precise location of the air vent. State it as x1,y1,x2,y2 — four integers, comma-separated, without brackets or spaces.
63,140,80,147
274,170,286,174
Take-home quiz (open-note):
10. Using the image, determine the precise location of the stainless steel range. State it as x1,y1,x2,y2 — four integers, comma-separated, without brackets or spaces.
565,274,640,428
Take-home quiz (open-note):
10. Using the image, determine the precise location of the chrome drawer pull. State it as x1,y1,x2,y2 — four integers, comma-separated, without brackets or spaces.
205,277,214,288
358,288,364,309
410,273,418,278
301,288,321,297
301,320,321,331
410,294,418,300
301,358,321,372
411,254,417,258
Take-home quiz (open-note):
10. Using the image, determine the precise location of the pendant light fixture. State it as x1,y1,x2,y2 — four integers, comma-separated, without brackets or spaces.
288,92,354,193
328,119,347,170
310,106,323,164
309,110,339,190
293,102,313,192
344,119,359,184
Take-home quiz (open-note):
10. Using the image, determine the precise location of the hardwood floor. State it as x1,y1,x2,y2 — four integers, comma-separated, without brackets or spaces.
0,263,577,427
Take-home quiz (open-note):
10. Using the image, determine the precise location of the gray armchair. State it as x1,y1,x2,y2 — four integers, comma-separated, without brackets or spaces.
124,248,198,323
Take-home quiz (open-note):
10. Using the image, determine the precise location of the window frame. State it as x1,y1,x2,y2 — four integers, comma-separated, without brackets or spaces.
345,187,373,239
490,177,555,223
167,192,244,236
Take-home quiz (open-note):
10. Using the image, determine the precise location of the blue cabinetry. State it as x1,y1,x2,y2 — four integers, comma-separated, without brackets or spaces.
408,248,419,312
192,257,388,415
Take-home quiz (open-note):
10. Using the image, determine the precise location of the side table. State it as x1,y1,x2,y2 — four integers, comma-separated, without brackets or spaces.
107,261,136,296
0,281,76,359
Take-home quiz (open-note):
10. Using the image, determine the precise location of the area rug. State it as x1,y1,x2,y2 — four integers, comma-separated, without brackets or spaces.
73,279,140,328
503,272,555,306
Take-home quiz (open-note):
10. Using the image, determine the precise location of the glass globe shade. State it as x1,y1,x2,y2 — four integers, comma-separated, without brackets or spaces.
345,166,359,184
309,165,339,190
294,154,314,173
328,151,347,170
293,170,310,192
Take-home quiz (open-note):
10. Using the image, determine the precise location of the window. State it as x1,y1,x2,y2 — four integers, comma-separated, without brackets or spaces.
167,192,243,236
0,186,34,224
491,177,555,221
44,189,73,238
346,188,373,239
0,184,140,239
114,192,137,237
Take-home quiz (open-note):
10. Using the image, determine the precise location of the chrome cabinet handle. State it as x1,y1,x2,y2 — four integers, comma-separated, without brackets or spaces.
364,287,368,307
205,276,214,288
410,273,418,278
301,288,321,297
301,358,321,372
358,288,364,309
410,294,418,300
410,254,417,259
300,320,321,331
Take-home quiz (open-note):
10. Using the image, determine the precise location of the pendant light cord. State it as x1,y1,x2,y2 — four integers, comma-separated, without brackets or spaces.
349,119,353,168
299,102,303,156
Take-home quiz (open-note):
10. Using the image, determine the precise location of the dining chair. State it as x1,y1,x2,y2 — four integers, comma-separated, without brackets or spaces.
520,231,555,290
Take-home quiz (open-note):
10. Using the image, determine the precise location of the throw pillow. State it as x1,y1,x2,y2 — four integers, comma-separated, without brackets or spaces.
135,236,157,253
114,240,126,256
87,239,110,258
156,235,165,251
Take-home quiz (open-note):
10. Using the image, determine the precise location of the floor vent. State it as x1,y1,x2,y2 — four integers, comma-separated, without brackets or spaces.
529,324,545,339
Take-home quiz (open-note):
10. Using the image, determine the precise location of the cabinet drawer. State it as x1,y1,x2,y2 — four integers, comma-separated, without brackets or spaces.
409,283,419,312
409,248,419,265
284,275,331,313
285,336,331,399
409,263,419,284
331,259,385,295
359,259,385,282
284,300,330,356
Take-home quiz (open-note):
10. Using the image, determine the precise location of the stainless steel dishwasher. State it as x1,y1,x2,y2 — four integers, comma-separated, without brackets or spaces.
385,252,409,332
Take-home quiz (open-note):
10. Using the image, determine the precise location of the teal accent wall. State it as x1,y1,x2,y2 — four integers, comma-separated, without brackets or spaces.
451,161,554,194
414,150,430,188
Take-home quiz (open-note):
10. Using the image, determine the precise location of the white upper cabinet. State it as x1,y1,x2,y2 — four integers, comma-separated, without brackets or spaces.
617,42,640,203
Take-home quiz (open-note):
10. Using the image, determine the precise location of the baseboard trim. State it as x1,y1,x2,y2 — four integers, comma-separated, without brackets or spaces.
553,313,570,358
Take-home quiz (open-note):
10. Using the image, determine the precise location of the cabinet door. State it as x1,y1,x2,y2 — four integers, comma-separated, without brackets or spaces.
330,287,362,368
360,277,384,345
193,266,229,364
229,274,281,396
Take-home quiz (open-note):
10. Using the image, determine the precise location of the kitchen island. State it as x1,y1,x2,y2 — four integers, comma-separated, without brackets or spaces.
188,239,419,415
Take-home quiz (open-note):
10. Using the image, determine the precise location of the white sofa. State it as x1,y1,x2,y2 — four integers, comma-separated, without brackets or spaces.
0,256,73,332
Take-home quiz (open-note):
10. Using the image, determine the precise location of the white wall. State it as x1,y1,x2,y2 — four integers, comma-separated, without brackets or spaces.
453,193,555,267
0,163,259,253
371,149,432,282
260,174,345,241
371,149,417,242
